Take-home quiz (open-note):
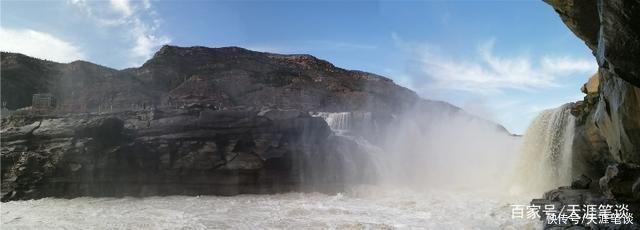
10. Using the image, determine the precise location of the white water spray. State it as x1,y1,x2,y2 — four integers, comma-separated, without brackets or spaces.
311,112,373,133
512,104,575,195
313,112,352,131
311,111,384,184
314,109,521,192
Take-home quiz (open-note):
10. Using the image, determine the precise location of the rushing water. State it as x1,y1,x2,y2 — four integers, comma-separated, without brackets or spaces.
511,104,575,195
313,112,355,131
1,187,539,229
2,108,575,229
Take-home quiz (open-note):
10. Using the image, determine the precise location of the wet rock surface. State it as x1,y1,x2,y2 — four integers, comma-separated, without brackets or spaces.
530,186,638,230
0,108,375,201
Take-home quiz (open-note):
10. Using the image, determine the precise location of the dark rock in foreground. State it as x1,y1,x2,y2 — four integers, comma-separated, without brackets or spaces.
531,186,640,229
571,174,592,190
0,107,374,201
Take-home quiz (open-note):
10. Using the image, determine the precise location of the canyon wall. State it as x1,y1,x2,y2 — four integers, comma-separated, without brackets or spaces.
534,0,640,223
1,46,510,201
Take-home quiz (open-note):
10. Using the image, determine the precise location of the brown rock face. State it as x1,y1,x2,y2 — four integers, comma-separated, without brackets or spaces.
580,72,599,94
544,0,599,51
541,0,640,226
546,0,640,176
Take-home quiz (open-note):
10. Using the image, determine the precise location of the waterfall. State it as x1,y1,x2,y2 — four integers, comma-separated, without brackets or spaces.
512,103,575,194
312,112,353,131
327,112,351,131
311,112,373,134
310,111,382,184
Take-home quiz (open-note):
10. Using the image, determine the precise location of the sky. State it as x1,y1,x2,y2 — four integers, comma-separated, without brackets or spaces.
0,0,597,134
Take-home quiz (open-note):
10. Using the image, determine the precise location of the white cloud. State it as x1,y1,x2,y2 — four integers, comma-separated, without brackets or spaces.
405,40,597,94
390,35,597,134
109,0,133,17
141,0,151,10
541,56,595,74
0,27,85,63
130,18,170,61
69,0,170,66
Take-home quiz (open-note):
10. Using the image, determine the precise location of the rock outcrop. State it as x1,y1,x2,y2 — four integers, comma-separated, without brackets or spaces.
580,72,599,94
536,0,640,227
1,107,376,201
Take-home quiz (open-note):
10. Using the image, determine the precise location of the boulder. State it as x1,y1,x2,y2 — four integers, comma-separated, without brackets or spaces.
571,174,592,189
599,163,640,201
580,72,600,94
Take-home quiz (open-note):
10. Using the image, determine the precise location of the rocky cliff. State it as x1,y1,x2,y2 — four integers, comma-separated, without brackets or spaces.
1,53,157,112
533,0,640,227
1,46,510,201
2,46,418,113
1,106,381,201
2,46,432,146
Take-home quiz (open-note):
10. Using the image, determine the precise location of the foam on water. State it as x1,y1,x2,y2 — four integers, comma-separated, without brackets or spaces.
1,186,540,229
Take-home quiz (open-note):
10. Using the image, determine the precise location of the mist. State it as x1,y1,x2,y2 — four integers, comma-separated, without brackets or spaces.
375,105,521,192
314,102,523,194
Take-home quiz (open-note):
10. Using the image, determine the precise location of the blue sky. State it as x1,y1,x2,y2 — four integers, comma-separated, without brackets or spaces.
1,0,597,134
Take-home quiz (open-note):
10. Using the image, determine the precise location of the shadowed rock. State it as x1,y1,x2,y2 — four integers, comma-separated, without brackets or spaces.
1,108,377,201
538,0,640,227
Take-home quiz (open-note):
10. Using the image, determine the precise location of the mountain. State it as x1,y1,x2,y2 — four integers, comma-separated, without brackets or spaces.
2,46,511,134
2,46,420,114
1,52,155,112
